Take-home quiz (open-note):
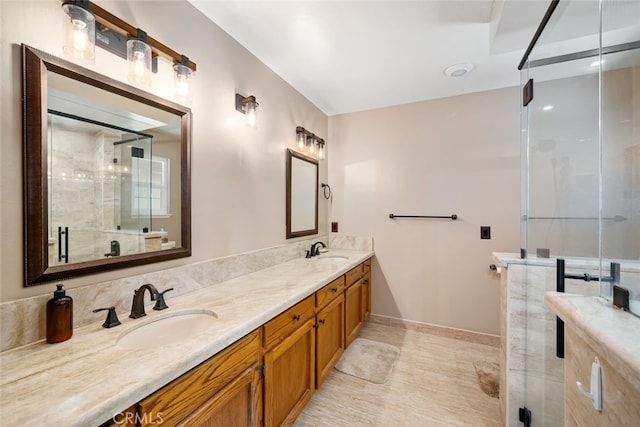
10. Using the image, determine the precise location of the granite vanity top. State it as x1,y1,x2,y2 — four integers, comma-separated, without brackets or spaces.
545,292,640,391
0,249,373,426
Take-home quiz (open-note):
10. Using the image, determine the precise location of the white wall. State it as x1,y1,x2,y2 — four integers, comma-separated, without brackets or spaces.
0,0,328,301
328,88,521,335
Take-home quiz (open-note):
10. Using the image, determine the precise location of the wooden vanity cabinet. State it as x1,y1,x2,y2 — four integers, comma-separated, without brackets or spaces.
362,260,371,321
315,276,346,388
263,296,316,427
136,329,262,427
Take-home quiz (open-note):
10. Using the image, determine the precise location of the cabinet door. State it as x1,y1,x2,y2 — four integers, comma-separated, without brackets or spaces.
362,270,371,322
177,364,262,427
138,330,261,426
316,293,345,388
264,318,315,427
345,279,363,348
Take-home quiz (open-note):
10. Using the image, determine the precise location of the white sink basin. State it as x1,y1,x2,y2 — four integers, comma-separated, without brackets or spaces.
314,255,349,262
117,309,217,350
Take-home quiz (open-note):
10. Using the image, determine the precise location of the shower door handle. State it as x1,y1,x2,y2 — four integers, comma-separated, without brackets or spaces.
556,258,565,359
57,226,69,264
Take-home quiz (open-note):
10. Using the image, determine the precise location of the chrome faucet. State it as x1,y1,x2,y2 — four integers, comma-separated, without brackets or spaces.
129,283,158,319
306,241,326,258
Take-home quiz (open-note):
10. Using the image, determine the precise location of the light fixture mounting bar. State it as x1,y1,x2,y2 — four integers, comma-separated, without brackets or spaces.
65,0,197,71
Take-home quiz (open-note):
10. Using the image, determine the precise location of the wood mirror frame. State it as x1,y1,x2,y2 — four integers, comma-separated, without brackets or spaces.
286,149,318,239
22,45,191,286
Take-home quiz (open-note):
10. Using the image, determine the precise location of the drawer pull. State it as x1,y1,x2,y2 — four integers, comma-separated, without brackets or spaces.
292,314,301,321
331,287,338,292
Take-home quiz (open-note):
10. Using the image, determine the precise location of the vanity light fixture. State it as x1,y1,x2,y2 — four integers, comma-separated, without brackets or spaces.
295,126,326,160
235,94,260,128
62,0,95,60
59,0,197,95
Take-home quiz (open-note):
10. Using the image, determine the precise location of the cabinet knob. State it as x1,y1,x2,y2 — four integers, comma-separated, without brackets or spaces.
363,279,369,285
331,287,338,292
318,319,326,325
292,314,301,321
312,323,318,329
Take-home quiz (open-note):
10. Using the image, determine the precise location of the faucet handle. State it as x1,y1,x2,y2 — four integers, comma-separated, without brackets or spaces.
153,288,174,311
93,307,121,328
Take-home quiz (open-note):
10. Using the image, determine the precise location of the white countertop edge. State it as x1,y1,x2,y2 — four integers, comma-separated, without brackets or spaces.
544,291,640,391
0,249,374,426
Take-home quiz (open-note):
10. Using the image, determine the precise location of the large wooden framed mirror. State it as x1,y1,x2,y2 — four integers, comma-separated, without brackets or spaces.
23,45,191,286
286,149,318,238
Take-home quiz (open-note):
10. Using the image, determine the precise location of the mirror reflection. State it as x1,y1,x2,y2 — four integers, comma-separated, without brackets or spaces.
46,72,182,266
286,149,318,238
23,45,191,286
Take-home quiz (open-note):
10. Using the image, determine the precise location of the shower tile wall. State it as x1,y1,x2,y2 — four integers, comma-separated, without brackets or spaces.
49,125,99,264
49,123,142,264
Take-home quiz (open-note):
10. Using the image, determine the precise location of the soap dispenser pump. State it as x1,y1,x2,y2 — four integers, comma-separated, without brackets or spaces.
46,284,73,343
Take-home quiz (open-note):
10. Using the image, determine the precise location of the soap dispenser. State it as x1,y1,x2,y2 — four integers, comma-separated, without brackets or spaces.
46,284,73,343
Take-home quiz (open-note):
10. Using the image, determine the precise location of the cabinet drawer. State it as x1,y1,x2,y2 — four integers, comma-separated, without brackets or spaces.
345,263,364,287
138,329,261,426
316,276,345,310
263,295,315,350
364,258,371,272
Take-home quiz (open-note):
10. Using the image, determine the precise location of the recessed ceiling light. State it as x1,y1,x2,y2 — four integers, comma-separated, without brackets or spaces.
444,63,474,77
543,105,553,111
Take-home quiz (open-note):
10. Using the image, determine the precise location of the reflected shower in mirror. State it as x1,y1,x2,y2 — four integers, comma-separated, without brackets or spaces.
286,149,318,238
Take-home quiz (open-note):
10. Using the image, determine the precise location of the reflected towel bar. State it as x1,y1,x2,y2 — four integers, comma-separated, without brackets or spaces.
389,214,458,220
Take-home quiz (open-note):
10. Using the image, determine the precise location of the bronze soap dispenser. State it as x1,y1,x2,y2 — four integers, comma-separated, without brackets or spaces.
46,284,73,343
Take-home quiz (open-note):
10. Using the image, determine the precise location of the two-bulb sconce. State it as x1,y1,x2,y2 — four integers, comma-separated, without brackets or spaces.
61,0,196,100
235,94,260,128
296,126,325,160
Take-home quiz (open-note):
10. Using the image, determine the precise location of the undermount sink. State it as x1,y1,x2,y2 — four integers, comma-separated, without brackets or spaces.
117,309,217,350
314,255,349,262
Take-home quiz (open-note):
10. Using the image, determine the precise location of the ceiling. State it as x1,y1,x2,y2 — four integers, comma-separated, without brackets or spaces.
187,1,571,115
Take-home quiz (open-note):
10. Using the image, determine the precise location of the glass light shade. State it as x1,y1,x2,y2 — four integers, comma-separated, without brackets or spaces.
296,131,306,151
127,39,152,87
62,3,95,60
245,101,257,128
307,136,315,155
317,142,325,160
173,63,192,102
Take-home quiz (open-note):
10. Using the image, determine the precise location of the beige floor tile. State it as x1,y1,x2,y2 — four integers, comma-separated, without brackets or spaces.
295,322,500,427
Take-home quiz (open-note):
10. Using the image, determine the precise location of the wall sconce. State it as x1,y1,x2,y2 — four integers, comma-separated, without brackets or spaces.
60,0,196,95
235,94,259,128
295,126,326,160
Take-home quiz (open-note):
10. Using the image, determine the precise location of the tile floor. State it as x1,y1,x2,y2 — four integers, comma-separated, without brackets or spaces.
295,322,501,426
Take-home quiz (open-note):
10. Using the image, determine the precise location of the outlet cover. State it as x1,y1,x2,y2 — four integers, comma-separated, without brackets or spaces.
331,222,338,233
480,226,491,240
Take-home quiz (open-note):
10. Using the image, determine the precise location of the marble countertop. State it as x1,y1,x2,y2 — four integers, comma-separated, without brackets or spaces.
544,292,640,391
0,249,373,426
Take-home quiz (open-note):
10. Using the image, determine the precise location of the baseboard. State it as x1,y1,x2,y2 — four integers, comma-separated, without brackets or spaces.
368,314,500,348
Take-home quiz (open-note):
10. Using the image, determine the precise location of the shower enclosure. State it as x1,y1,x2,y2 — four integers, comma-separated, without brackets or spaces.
47,111,154,264
518,0,639,425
